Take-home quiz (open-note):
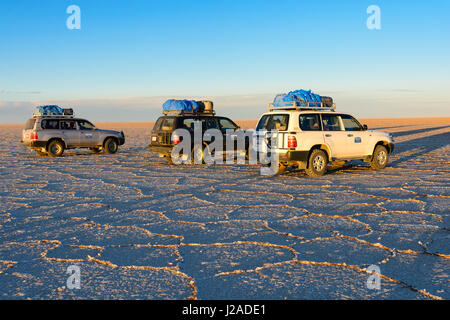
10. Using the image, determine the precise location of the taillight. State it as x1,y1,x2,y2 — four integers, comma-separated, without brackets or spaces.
30,132,38,140
288,136,297,148
172,134,180,145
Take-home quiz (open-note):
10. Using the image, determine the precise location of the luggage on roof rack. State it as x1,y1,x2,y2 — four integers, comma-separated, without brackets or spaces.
32,105,75,118
32,105,63,117
162,99,215,115
62,108,73,116
269,89,335,111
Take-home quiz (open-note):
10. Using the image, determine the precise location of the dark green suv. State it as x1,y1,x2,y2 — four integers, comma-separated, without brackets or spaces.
148,114,249,164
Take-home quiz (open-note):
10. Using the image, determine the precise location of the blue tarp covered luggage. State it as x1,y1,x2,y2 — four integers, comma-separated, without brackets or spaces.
272,89,323,108
273,94,299,107
33,105,63,117
162,99,203,113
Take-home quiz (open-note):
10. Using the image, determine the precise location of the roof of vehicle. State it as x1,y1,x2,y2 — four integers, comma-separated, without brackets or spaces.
158,114,231,119
260,110,353,116
32,116,90,121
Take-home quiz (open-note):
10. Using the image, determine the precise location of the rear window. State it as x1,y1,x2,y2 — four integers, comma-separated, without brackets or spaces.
24,119,36,130
256,114,289,131
161,118,176,131
153,117,164,132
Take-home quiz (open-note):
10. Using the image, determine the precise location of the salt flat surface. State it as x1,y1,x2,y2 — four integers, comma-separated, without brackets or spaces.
0,121,449,299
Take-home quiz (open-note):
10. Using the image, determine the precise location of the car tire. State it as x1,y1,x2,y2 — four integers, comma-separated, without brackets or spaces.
191,144,205,164
276,162,287,175
47,140,65,157
104,138,118,154
305,149,327,177
164,154,173,164
370,145,388,169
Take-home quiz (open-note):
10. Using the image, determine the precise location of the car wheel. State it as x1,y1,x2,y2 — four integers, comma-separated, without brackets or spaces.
104,138,118,154
276,162,287,175
370,145,388,169
164,154,173,164
47,140,65,157
305,149,327,177
191,144,205,164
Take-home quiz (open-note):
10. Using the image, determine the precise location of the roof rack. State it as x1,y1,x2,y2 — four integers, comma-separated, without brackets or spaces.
162,110,216,116
268,101,336,112
32,114,75,119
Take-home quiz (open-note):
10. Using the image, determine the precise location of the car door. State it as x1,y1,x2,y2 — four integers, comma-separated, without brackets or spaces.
77,120,99,147
218,117,239,157
59,119,80,147
339,114,370,157
298,113,324,151
321,114,350,159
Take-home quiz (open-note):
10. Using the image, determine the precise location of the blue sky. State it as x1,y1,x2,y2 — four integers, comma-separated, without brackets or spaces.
0,0,449,123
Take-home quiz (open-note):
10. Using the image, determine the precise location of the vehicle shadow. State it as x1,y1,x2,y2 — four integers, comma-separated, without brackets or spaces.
389,131,450,167
391,125,449,138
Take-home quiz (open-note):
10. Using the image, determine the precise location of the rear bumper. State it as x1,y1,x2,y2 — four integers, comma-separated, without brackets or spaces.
280,150,309,162
21,140,47,149
148,145,173,155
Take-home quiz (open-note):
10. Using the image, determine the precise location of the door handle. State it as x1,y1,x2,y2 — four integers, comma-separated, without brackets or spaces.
347,134,354,137
325,134,332,137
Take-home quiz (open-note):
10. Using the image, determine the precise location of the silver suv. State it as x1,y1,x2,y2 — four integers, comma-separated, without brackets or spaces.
21,116,125,157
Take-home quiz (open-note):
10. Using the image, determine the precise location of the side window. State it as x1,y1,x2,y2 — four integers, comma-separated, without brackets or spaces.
41,119,59,130
218,118,237,132
60,120,76,130
299,114,321,131
181,118,201,131
205,118,219,130
321,115,342,131
340,115,363,131
78,120,96,130
161,118,176,131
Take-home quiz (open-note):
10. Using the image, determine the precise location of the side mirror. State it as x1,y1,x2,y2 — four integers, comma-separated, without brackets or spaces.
363,124,368,131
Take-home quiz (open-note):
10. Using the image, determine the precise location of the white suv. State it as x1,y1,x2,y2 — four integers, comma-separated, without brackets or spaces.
254,108,394,176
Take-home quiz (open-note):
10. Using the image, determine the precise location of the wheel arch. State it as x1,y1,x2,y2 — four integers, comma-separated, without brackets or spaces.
103,136,119,147
308,144,331,165
373,141,392,155
46,137,66,150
